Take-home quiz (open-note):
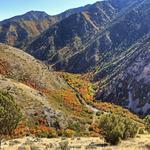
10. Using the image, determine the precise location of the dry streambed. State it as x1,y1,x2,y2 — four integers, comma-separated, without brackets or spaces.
1,134,150,150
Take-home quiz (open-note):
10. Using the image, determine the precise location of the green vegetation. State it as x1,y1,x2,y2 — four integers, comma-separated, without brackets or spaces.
99,114,139,145
59,141,70,150
0,91,22,144
144,115,150,133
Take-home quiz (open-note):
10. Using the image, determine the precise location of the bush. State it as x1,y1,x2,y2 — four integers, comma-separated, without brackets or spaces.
105,128,122,145
59,141,70,150
36,126,57,138
63,129,75,138
99,114,139,145
68,121,81,133
0,91,22,137
144,115,150,132
96,111,103,116
138,128,145,134
123,119,139,139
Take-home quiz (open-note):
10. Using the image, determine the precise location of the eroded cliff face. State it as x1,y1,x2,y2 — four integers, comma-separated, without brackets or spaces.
96,36,150,115
26,0,122,70
26,0,150,114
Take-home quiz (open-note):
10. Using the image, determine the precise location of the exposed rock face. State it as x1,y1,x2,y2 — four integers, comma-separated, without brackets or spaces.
0,7,92,49
26,0,146,73
92,0,150,115
26,0,123,71
26,0,150,114
96,36,150,115
0,11,59,49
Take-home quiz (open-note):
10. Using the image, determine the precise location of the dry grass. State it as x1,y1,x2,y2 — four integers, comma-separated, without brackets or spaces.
1,134,150,150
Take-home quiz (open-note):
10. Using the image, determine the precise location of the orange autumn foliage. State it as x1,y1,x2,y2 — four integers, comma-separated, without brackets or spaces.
13,123,30,137
89,124,101,134
93,102,141,122
24,80,50,93
61,89,83,113
0,59,10,75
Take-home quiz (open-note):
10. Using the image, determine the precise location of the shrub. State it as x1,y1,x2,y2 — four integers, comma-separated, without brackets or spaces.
144,115,150,132
36,125,57,138
0,91,22,137
68,121,81,133
59,141,70,150
105,128,122,145
47,128,58,138
138,128,145,134
63,129,75,138
99,114,139,145
96,111,103,116
0,91,22,147
123,119,139,139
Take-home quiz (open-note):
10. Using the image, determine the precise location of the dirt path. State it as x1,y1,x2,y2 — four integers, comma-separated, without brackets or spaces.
1,134,150,150
63,78,99,124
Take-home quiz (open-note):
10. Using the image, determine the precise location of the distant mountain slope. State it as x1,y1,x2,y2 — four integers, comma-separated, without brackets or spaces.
56,4,90,20
0,11,59,49
0,5,95,49
26,0,150,114
91,0,150,114
95,35,150,115
26,0,124,70
26,0,141,72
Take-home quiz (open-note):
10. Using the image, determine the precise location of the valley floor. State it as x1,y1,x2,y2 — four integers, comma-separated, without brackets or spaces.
1,134,150,150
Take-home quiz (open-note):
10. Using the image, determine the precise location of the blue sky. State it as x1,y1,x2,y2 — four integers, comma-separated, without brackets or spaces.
0,0,100,21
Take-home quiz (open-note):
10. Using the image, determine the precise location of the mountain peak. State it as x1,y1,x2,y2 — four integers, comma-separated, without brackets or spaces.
23,10,50,19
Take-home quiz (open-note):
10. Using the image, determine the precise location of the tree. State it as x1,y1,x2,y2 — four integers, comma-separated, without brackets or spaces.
123,118,139,140
99,114,125,145
99,114,139,145
0,91,22,148
144,115,150,132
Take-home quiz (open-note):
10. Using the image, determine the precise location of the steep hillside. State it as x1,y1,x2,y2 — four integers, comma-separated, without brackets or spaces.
0,43,141,138
0,43,97,137
0,5,96,49
92,0,150,114
26,0,122,69
26,0,136,72
95,35,150,115
0,11,59,49
26,0,150,114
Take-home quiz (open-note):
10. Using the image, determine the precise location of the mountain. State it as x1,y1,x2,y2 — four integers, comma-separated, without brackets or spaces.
1,0,148,140
0,6,93,50
93,0,150,115
0,43,140,138
56,4,90,20
0,11,59,49
26,0,138,72
0,43,96,135
26,0,123,70
95,35,150,115
25,0,150,114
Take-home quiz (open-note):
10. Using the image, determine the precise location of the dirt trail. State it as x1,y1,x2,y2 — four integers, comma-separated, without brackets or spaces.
1,134,150,150
63,78,99,125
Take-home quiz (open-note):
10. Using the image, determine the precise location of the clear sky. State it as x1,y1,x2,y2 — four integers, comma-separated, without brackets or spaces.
0,0,100,21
